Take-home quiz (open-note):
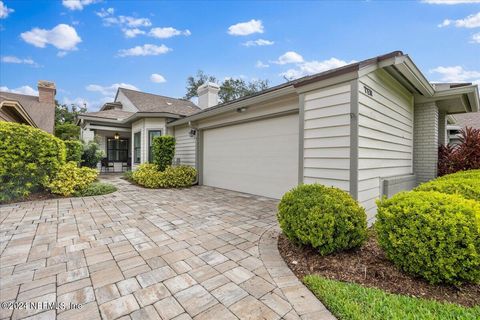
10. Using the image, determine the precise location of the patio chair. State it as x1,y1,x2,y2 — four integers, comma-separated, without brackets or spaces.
101,158,114,173
122,157,132,172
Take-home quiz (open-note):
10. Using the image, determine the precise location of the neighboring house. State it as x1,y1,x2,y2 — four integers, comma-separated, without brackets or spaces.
447,111,480,145
0,81,56,133
78,51,479,221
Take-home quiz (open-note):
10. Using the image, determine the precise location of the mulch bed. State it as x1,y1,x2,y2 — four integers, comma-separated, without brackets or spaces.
278,232,480,307
0,191,62,205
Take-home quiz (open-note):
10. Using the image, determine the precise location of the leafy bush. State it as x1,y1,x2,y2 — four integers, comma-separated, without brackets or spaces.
0,122,66,202
414,177,480,201
376,191,480,285
74,182,117,197
47,162,98,196
438,127,480,176
152,135,176,171
54,123,80,140
277,184,367,256
132,164,197,188
81,141,104,168
64,140,83,164
437,169,480,181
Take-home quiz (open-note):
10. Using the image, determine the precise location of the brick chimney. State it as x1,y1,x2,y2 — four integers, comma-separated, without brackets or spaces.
197,82,220,109
38,80,56,104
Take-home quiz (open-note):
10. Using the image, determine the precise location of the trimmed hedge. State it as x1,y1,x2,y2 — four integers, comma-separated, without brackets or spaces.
47,162,98,196
277,184,367,256
132,164,196,188
376,191,480,285
0,122,66,202
414,177,480,201
437,169,480,181
74,182,117,197
152,135,176,171
64,140,83,163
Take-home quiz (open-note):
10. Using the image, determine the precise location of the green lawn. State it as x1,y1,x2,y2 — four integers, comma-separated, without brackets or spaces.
303,275,480,320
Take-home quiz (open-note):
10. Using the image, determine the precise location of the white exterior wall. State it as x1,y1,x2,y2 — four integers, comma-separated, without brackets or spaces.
115,91,138,112
357,69,414,218
173,125,196,167
131,118,167,167
302,82,352,192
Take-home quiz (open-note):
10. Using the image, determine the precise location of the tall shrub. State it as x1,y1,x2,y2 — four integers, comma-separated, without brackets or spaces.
438,127,480,176
152,135,176,171
0,122,66,202
64,140,83,164
81,141,104,168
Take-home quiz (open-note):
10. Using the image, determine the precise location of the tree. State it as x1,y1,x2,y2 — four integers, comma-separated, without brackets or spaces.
55,123,80,140
184,71,269,103
55,101,87,125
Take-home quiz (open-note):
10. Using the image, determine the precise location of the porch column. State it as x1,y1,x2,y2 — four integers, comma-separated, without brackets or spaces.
413,102,439,183
438,111,447,146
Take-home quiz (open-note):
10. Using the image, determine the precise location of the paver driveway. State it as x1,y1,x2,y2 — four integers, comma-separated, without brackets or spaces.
0,176,333,320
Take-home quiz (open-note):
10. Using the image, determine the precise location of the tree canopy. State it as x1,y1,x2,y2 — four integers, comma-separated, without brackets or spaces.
184,71,269,103
55,101,87,125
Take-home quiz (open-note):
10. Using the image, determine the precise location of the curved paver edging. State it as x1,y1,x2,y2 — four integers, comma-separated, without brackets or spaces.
259,226,336,320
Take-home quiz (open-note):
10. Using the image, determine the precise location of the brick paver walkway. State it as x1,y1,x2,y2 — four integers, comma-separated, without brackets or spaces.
0,175,333,320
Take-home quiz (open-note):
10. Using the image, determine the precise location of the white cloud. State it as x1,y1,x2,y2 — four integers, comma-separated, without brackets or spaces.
0,85,38,96
255,60,269,68
228,19,264,36
150,73,166,83
21,24,81,51
472,32,480,43
96,7,114,18
242,39,274,47
273,51,304,65
148,27,191,39
86,83,139,96
1,55,36,65
438,12,480,28
62,0,98,11
423,0,480,4
430,65,480,84
101,14,151,28
117,44,171,57
0,1,14,19
123,28,145,38
280,57,356,80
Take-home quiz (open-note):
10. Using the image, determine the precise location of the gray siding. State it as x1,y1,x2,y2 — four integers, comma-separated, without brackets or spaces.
303,82,351,192
357,69,414,218
174,125,196,167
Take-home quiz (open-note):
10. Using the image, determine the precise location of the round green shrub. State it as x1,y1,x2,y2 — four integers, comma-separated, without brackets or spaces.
414,177,480,201
81,141,104,168
376,191,480,285
64,140,83,163
74,182,117,197
277,184,367,256
132,164,197,188
0,122,66,202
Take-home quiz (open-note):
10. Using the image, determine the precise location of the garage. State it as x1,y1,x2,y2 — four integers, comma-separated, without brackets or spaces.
202,113,299,199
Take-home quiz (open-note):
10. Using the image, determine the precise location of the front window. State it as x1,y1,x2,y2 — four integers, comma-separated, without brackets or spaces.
134,132,141,163
107,138,129,162
148,130,162,162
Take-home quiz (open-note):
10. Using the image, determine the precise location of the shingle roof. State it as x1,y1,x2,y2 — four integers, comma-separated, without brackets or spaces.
0,91,55,133
82,109,135,121
453,112,480,129
118,88,200,116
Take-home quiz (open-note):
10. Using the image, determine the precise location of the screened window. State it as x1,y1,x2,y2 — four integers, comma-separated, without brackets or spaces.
134,132,141,163
107,138,129,162
148,130,162,162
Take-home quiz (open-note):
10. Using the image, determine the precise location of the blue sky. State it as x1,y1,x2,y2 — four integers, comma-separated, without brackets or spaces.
0,0,479,111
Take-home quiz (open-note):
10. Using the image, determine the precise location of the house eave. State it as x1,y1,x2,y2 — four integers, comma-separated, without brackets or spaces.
0,100,38,128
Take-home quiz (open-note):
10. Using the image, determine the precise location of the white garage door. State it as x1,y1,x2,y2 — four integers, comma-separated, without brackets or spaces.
203,114,299,199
